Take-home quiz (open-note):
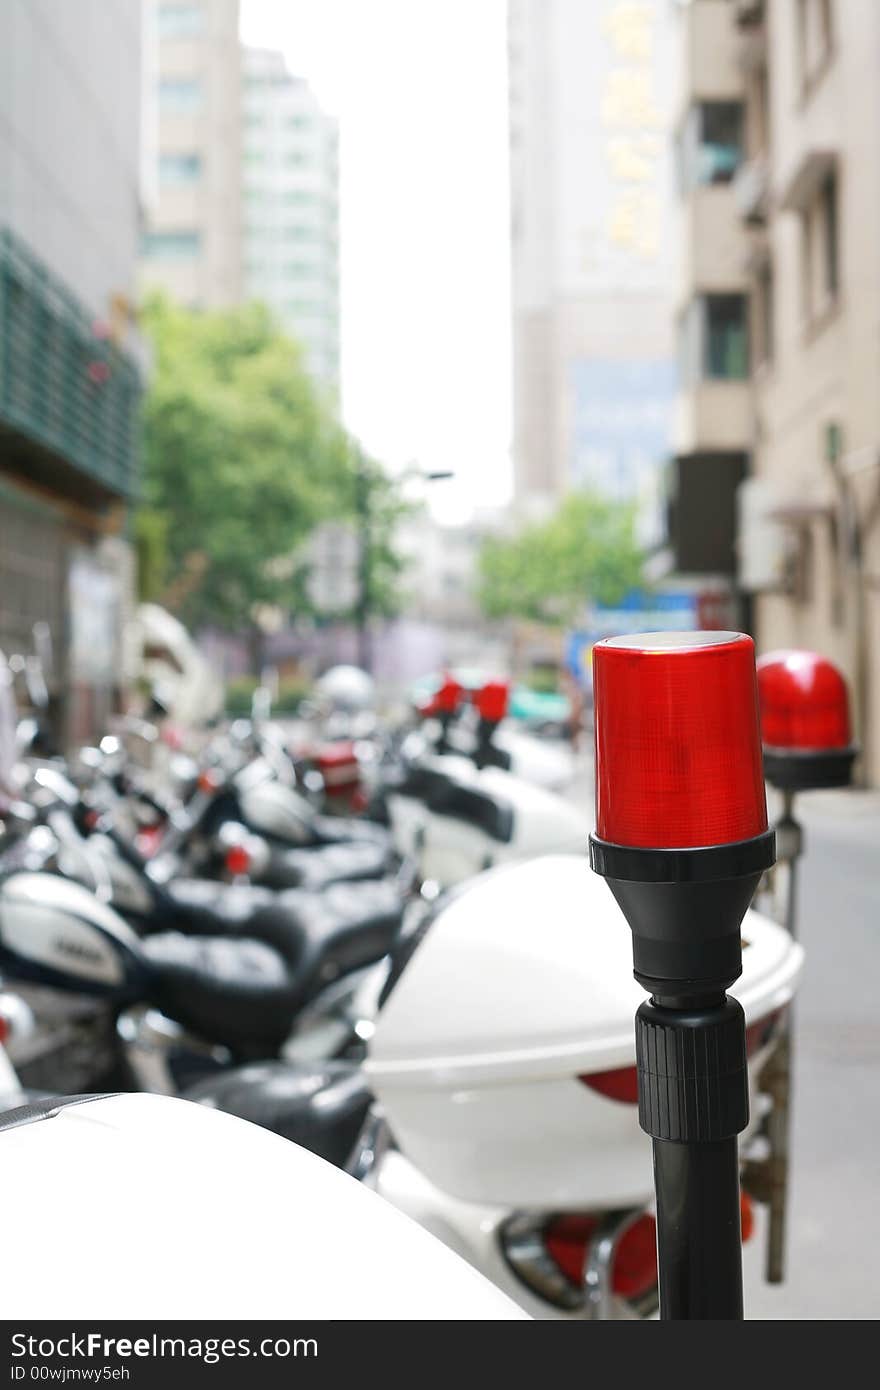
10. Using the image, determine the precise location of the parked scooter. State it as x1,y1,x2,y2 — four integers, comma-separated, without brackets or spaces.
185,854,803,1319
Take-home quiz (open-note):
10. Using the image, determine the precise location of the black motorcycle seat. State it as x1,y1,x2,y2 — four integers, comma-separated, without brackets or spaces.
166,878,278,931
262,840,392,891
248,880,405,980
185,1060,371,1168
142,933,305,1052
142,881,405,1051
165,877,404,967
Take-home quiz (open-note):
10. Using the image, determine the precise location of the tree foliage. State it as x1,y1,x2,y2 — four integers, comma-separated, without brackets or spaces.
139,295,405,635
477,490,643,624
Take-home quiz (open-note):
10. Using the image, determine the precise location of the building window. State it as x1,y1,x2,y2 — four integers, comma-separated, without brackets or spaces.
158,78,202,112
679,102,744,191
801,168,840,324
754,261,774,367
158,4,203,38
679,295,749,383
797,0,834,94
820,171,839,300
159,153,202,184
141,230,201,260
705,295,749,378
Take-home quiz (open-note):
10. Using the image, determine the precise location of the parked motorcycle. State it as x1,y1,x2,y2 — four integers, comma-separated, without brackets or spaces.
185,854,803,1319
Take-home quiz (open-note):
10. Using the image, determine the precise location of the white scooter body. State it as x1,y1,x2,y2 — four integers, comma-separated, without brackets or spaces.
0,1093,524,1319
361,855,802,1315
387,754,591,888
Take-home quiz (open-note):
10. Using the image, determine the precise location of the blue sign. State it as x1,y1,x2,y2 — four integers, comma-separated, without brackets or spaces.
565,589,698,687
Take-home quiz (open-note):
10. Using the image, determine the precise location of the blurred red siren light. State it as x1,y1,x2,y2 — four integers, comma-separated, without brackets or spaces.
422,675,465,718
473,679,509,723
592,630,767,849
756,650,851,751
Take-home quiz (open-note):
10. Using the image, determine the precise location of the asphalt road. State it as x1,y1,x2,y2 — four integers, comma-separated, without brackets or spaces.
742,790,880,1319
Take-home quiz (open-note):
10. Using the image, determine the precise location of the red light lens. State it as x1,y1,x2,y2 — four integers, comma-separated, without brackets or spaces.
756,649,852,752
543,1213,658,1301
593,631,767,849
433,676,464,715
578,1066,639,1104
474,679,509,723
225,844,251,877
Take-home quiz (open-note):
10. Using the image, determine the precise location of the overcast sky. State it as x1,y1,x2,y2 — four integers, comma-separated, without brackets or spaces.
240,0,513,522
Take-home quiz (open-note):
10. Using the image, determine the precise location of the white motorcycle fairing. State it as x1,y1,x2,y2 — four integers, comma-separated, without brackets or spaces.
0,1093,526,1319
366,855,803,1211
387,755,591,887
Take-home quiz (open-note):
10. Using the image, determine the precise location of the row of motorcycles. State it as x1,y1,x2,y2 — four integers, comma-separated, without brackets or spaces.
0,657,803,1320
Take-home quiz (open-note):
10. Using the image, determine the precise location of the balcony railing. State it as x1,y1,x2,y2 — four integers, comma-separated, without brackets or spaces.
0,226,142,499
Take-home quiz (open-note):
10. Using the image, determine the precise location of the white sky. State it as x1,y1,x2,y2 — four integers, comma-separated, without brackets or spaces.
240,0,513,523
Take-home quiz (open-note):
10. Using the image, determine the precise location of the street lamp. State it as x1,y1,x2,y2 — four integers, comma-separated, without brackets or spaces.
589,631,775,1320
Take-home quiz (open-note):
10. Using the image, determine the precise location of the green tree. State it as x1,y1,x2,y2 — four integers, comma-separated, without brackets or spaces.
139,295,407,661
477,490,643,624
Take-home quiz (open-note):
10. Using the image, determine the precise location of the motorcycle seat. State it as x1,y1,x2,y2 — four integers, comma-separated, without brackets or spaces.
142,933,304,1052
142,881,405,1051
185,1060,371,1168
166,877,404,965
262,840,393,891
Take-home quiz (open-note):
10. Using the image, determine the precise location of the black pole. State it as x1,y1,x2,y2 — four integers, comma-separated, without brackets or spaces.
653,1134,744,1319
591,832,775,1321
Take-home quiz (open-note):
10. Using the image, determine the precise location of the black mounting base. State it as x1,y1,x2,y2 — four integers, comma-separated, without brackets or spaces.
763,745,857,792
589,831,775,1000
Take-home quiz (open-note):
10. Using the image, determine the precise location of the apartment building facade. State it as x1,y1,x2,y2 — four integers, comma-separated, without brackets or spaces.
241,48,340,395
673,0,880,782
0,0,145,742
140,0,243,308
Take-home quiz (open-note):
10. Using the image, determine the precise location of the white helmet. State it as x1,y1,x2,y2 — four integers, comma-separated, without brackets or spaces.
314,664,375,713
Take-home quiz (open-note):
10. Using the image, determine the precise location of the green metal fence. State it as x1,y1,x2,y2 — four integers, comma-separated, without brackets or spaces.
0,226,142,498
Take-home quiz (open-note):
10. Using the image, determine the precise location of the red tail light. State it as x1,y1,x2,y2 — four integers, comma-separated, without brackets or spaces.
578,1065,639,1104
225,844,251,877
198,768,221,794
592,631,767,849
543,1213,658,1301
0,1014,8,1045
578,1009,783,1106
474,679,509,723
757,649,851,751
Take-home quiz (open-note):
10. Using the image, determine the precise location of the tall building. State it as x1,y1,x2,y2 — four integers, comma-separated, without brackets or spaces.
241,49,340,395
0,0,145,742
674,0,880,783
140,0,243,308
508,0,679,534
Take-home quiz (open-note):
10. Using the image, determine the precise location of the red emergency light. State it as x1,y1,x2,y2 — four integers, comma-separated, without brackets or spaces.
473,679,509,725
757,650,856,790
420,675,464,719
593,631,767,850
